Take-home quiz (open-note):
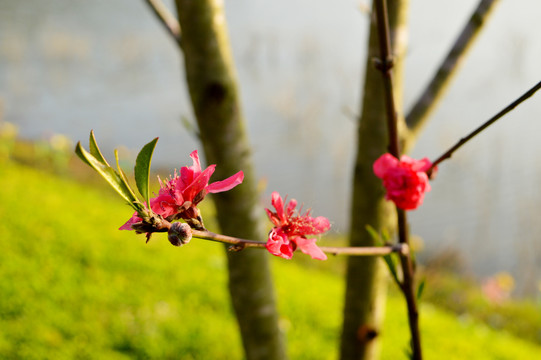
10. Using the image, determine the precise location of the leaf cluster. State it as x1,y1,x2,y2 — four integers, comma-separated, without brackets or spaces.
75,131,158,221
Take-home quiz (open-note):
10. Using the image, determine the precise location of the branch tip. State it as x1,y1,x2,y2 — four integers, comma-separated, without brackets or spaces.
144,0,182,44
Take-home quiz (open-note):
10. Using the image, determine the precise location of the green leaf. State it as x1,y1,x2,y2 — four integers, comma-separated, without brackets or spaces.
134,137,158,206
416,278,426,301
381,228,391,243
382,252,401,287
75,141,144,213
75,141,92,166
88,130,110,166
405,344,414,360
181,116,200,139
366,225,401,287
114,149,142,208
365,224,380,244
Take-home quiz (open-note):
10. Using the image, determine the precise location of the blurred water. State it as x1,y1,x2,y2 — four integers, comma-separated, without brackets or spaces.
1,0,541,295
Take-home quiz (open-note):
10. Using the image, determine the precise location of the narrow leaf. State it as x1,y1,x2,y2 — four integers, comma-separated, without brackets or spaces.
381,228,391,243
181,116,200,139
75,141,92,166
114,149,141,206
134,137,158,206
366,225,401,287
365,225,380,244
416,278,426,301
89,130,110,166
75,142,143,213
405,345,414,360
382,253,401,287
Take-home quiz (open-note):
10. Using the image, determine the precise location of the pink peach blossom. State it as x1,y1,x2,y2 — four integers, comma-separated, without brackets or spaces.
265,192,330,260
120,150,244,230
373,153,435,210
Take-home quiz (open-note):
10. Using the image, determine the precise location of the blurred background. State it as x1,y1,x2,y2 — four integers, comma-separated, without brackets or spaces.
1,0,541,297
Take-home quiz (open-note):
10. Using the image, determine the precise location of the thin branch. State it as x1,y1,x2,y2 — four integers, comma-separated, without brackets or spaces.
396,208,421,358
138,218,410,257
406,0,499,138
374,0,400,157
374,0,422,358
319,243,408,257
191,229,409,256
192,229,265,248
144,0,182,45
429,79,541,172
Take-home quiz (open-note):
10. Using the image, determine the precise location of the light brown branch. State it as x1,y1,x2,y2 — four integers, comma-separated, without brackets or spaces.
405,0,499,141
147,217,409,256
191,229,409,256
192,229,265,248
144,0,181,44
320,243,408,256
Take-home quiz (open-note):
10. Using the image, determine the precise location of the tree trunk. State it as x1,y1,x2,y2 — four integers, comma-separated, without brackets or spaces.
174,1,287,359
340,1,409,359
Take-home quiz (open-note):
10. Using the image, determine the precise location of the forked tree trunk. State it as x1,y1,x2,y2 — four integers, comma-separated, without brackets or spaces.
340,1,409,359
340,1,499,358
174,1,287,359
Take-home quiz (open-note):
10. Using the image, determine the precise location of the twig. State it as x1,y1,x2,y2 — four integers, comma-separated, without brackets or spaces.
374,0,400,157
191,229,409,256
146,219,410,256
396,208,421,358
406,0,499,139
192,229,265,248
429,79,541,172
319,243,408,256
374,0,422,358
143,0,181,45
136,213,410,256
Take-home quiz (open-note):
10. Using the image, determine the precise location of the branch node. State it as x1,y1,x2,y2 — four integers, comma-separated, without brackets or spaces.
372,56,395,72
357,325,379,343
228,244,246,252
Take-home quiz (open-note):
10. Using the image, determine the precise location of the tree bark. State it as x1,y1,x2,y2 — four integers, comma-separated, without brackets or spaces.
340,1,409,359
174,1,287,359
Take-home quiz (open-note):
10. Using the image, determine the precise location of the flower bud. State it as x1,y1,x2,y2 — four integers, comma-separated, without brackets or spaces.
168,222,192,247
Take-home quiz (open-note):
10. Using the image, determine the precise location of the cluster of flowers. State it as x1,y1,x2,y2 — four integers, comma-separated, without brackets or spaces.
120,150,331,260
121,150,434,260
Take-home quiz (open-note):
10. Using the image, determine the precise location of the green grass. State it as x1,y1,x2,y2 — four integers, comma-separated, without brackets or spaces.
419,270,541,344
1,160,540,359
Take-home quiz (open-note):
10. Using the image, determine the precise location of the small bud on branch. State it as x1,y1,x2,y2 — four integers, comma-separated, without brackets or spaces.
168,222,192,247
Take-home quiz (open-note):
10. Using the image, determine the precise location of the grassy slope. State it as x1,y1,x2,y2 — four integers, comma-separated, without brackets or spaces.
1,161,540,359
